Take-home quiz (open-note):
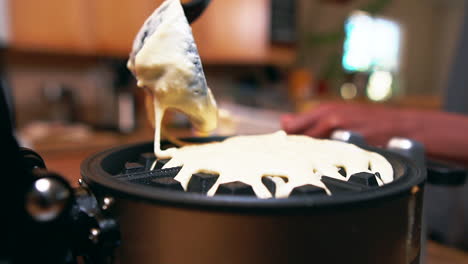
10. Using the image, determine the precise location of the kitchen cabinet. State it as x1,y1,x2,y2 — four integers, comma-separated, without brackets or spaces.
191,0,295,64
92,0,163,56
10,0,95,54
93,0,295,64
10,0,295,64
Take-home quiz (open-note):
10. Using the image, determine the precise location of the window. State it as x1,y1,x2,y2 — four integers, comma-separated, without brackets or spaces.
342,11,401,73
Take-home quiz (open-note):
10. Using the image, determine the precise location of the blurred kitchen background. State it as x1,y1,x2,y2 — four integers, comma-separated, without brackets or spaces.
0,0,466,150
3,1,468,260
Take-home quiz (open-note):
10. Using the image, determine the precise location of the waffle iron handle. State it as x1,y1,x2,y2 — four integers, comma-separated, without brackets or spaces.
25,146,119,262
74,180,120,264
21,148,120,263
386,137,467,186
331,131,467,186
425,160,467,186
1,61,119,263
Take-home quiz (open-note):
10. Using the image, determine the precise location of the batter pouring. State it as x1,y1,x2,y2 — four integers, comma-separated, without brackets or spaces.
128,0,394,198
128,0,218,158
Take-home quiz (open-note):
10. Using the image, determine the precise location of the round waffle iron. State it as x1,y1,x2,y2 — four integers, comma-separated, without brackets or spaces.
81,136,426,264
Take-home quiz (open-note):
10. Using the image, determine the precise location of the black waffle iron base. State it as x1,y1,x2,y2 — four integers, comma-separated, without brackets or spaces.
81,137,426,264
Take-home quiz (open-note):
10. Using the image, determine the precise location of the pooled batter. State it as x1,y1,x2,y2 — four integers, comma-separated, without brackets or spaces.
127,0,217,158
162,131,393,198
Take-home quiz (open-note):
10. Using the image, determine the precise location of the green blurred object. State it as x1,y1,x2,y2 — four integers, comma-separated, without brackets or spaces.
361,0,392,15
302,0,393,85
306,0,392,47
306,31,344,47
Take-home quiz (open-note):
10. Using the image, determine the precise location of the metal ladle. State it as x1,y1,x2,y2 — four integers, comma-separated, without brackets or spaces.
182,0,211,24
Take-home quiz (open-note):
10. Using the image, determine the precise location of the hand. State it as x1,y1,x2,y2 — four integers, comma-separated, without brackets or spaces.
282,102,468,163
281,102,412,146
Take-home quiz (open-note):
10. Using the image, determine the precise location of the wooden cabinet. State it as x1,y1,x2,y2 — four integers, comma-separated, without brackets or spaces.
192,0,295,64
92,0,163,56
10,0,95,54
192,0,270,63
10,0,295,64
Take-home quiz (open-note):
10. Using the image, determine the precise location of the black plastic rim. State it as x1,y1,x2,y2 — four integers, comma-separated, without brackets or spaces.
81,138,426,213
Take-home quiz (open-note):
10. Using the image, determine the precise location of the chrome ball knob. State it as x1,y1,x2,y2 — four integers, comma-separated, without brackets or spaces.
26,178,71,222
331,130,366,146
387,137,426,167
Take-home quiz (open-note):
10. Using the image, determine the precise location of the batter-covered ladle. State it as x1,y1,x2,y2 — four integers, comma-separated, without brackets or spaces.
127,0,217,158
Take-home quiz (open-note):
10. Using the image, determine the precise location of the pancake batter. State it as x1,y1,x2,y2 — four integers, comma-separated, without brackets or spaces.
163,131,393,198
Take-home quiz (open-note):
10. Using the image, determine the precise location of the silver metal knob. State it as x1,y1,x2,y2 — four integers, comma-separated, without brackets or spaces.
331,130,366,145
26,178,71,222
386,137,426,167
89,228,101,244
102,196,115,211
